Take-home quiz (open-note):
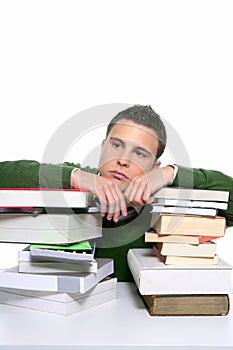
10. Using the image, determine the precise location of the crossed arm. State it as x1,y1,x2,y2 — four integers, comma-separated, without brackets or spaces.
70,165,174,222
0,160,232,226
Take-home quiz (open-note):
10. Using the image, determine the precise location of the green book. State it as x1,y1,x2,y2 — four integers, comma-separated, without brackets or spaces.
29,241,95,262
30,241,92,251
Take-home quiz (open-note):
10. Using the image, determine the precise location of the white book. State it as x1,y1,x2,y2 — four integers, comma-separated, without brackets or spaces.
0,188,92,208
29,245,95,262
18,261,98,274
152,198,228,210
0,212,102,244
0,278,117,315
0,258,114,293
18,246,73,262
153,187,229,202
18,247,98,273
150,206,217,217
127,248,233,295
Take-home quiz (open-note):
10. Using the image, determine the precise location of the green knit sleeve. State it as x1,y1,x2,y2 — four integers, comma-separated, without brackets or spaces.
172,165,233,227
0,160,98,189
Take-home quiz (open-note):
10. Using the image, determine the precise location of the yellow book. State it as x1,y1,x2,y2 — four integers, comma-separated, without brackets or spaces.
151,214,226,236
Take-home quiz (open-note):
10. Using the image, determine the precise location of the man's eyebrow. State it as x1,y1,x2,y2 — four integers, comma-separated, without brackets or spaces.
109,137,153,156
109,137,125,145
134,146,153,156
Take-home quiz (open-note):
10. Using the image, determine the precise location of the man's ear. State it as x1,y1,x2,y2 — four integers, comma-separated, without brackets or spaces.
153,160,161,169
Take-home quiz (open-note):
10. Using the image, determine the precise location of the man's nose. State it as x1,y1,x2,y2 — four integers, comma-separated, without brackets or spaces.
116,146,133,166
117,156,130,167
117,149,131,167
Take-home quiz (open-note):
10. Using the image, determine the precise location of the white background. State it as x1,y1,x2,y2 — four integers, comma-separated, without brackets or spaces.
0,0,232,268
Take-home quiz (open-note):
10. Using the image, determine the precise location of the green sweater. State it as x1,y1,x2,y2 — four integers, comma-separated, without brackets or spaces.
0,160,233,281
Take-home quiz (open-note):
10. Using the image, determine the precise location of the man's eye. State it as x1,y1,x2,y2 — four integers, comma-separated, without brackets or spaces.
134,150,146,158
111,141,121,149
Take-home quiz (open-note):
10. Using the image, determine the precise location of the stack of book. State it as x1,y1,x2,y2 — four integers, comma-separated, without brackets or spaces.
127,248,232,316
128,187,233,316
0,276,117,315
0,188,117,315
0,187,102,244
148,187,228,265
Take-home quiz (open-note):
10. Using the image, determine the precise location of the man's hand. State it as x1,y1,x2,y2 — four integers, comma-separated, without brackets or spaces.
71,169,127,222
123,165,175,206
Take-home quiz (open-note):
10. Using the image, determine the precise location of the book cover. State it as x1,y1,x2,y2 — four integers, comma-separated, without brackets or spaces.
30,241,92,251
151,214,226,236
29,242,96,262
153,187,229,202
0,278,117,315
150,206,217,217
18,260,98,274
141,294,230,316
0,258,114,293
152,198,228,210
127,248,233,295
0,212,102,244
0,187,93,208
18,246,98,274
145,231,219,244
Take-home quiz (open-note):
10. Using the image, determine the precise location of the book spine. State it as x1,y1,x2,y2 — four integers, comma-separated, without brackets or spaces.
142,294,230,316
127,250,142,289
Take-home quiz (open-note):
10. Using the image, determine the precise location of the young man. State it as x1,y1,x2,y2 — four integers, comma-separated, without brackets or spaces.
0,105,232,280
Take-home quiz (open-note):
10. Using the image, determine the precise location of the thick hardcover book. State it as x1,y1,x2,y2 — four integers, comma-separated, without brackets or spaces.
145,231,218,244
150,206,217,217
153,241,217,257
141,294,230,316
153,187,229,202
151,214,226,236
0,212,102,244
0,278,117,315
0,258,114,293
0,188,93,208
127,249,233,295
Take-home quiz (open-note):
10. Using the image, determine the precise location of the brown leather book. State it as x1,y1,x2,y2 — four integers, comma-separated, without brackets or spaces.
141,294,230,316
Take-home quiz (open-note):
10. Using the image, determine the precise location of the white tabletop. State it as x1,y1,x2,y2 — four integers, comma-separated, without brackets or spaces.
1,282,233,350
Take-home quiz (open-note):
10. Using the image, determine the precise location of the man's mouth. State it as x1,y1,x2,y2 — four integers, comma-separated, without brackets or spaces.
110,171,129,181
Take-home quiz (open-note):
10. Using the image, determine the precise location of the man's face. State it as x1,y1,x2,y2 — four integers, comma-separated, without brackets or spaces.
99,119,160,191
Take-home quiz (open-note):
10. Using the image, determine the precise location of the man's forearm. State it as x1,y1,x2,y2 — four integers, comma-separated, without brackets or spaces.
161,165,176,186
0,160,78,188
